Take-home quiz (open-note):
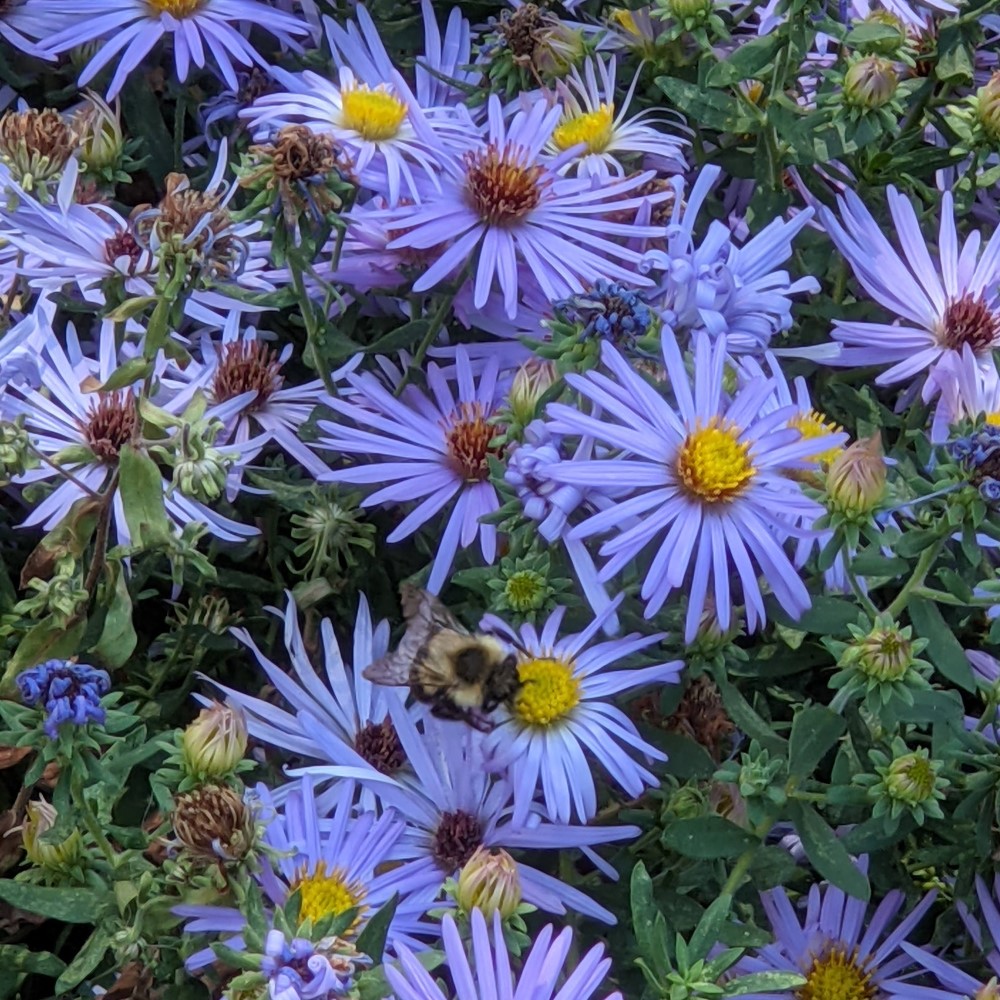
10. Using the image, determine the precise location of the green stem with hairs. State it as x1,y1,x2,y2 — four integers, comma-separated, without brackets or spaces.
885,533,948,619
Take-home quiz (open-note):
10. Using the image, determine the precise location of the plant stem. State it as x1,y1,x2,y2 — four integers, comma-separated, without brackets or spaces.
394,274,466,397
886,534,948,618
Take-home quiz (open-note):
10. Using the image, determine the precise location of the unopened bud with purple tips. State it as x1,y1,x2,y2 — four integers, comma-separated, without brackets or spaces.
16,660,110,739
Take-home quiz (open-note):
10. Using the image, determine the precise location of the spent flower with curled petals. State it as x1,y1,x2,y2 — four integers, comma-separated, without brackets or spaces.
16,660,110,740
0,107,82,199
171,784,256,864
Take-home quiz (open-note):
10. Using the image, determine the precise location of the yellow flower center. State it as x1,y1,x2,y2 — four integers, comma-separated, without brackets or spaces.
676,421,755,503
609,8,640,36
551,105,615,154
147,0,203,16
339,86,407,142
514,657,580,727
987,412,1000,426
789,409,844,466
798,947,876,1000
292,863,365,928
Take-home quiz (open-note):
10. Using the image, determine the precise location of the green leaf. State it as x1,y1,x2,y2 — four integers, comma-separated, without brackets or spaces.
705,34,783,85
355,893,398,962
119,444,173,548
908,598,975,692
766,595,858,636
54,927,111,993
121,79,173,182
93,568,138,668
103,296,157,323
363,319,430,356
97,357,154,393
631,861,662,970
659,732,716,780
655,78,757,133
713,670,788,754
1,616,88,693
662,816,759,859
0,946,65,977
788,706,846,779
690,892,733,959
0,882,109,923
788,801,870,900
935,23,974,83
844,21,905,50
849,551,909,577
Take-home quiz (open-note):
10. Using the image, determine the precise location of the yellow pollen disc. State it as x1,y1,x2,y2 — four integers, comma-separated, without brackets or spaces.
551,105,615,154
987,412,1000,427
789,409,844,466
339,86,407,142
147,0,203,15
514,657,581,727
292,863,364,927
676,421,755,503
609,8,641,36
798,947,876,1000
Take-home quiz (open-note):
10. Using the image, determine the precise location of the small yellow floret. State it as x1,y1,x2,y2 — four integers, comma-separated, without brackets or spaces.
798,947,875,1000
514,657,580,727
339,86,407,142
147,0,203,16
789,409,844,466
293,863,364,927
551,106,615,154
676,421,755,503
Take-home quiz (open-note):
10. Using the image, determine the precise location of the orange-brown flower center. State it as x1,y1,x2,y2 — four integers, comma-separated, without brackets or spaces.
83,391,137,462
937,294,1000,354
444,402,502,481
465,144,544,226
212,341,283,411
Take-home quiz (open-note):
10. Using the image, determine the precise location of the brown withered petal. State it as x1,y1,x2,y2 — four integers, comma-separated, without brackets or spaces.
666,676,735,761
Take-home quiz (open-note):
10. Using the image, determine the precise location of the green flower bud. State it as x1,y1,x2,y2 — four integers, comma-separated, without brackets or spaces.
855,737,949,832
289,492,375,579
456,847,522,920
857,10,907,55
667,0,713,20
0,419,34,480
15,572,89,623
181,701,248,779
883,749,940,804
976,72,1000,143
77,91,125,173
22,800,84,873
826,434,887,518
173,448,230,502
508,359,556,428
844,56,898,109
502,569,549,614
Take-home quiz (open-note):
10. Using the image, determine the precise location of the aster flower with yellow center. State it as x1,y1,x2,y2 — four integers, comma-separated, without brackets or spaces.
891,874,1000,1000
298,713,640,926
244,66,454,206
40,0,309,100
545,332,842,642
176,776,438,972
480,597,682,825
733,856,936,1000
546,55,687,178
380,93,675,320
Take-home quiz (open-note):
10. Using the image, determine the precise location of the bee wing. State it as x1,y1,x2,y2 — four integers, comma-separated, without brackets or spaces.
362,650,413,686
400,584,469,635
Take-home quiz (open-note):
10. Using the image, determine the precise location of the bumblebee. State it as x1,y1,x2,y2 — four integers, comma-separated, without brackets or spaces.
363,584,521,732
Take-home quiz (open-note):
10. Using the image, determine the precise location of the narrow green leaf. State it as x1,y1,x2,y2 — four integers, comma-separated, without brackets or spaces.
630,861,661,969
2,616,88,693
0,882,108,923
908,598,975,692
662,817,759,860
0,945,65,976
705,34,783,85
97,357,154,393
788,801,870,900
93,568,137,668
725,972,807,995
355,893,399,962
119,444,173,548
788,706,846,779
690,892,733,959
55,928,111,993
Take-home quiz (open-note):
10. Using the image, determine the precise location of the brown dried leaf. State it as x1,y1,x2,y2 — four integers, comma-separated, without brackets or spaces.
0,746,31,770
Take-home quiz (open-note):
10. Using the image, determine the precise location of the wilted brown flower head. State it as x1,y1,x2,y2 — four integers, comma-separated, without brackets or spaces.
172,784,254,862
667,676,735,760
0,108,82,193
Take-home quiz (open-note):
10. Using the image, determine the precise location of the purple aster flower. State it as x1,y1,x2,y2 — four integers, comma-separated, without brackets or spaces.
17,660,111,739
164,317,331,497
640,165,819,353
544,332,840,642
888,875,1000,999
379,94,672,319
504,422,622,631
820,187,1000,409
199,592,410,809
298,714,638,925
733,857,936,999
177,775,437,971
385,908,623,1000
244,65,452,206
42,0,310,100
963,649,1000,741
480,597,683,824
0,0,79,58
0,317,258,545
260,930,362,1000
317,347,508,594
546,55,687,178
923,345,1000,444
